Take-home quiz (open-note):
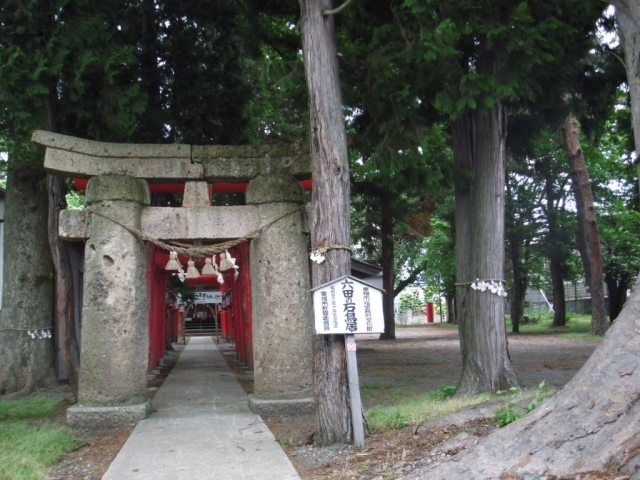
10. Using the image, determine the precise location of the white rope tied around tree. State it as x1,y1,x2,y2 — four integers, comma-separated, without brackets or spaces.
0,328,53,339
309,245,354,264
455,279,508,297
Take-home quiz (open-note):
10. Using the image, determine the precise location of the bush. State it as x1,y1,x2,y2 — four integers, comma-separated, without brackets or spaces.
398,291,424,314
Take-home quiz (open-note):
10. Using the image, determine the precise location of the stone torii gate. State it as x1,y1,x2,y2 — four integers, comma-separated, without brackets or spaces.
32,131,314,425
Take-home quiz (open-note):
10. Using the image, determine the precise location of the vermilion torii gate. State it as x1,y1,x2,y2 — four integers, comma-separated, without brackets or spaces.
33,131,314,426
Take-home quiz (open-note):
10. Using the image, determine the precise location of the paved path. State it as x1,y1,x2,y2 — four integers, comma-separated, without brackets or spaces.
103,337,300,480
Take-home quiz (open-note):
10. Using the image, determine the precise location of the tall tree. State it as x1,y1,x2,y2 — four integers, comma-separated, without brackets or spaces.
404,4,640,472
614,0,640,191
0,0,142,397
392,0,603,394
505,162,545,333
561,116,608,334
299,0,353,445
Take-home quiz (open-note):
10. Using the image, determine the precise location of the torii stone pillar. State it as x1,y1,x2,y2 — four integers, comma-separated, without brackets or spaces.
246,174,313,414
66,175,152,426
32,131,315,423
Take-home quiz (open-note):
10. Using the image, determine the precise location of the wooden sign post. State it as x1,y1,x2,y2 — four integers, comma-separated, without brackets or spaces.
311,275,385,447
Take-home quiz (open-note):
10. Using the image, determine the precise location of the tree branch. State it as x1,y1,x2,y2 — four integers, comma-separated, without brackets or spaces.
323,0,352,16
394,261,428,296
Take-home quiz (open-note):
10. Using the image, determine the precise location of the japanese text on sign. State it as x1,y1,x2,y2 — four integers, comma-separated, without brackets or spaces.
312,275,385,335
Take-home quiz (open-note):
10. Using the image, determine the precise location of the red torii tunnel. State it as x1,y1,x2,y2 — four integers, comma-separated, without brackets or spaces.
75,178,312,372
147,242,253,370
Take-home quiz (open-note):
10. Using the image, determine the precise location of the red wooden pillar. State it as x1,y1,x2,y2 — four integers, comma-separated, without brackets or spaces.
147,245,168,370
231,268,245,364
236,242,253,369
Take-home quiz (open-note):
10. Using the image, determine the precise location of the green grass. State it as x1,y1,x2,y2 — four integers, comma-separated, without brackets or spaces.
0,396,68,421
365,384,490,432
433,322,458,329
514,313,601,339
364,384,543,433
0,397,75,480
425,315,601,339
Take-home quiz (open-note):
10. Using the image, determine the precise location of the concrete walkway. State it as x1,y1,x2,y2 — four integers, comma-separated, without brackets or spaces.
103,337,300,479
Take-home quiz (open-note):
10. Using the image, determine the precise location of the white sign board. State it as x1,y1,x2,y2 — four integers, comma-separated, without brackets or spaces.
312,275,385,335
194,291,222,304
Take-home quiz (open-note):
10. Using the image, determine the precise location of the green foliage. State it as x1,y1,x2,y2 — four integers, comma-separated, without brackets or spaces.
398,291,423,314
494,382,550,427
420,198,456,299
166,274,196,307
65,190,85,211
600,201,640,283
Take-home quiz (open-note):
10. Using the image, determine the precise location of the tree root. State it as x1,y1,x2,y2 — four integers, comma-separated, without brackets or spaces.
401,275,640,479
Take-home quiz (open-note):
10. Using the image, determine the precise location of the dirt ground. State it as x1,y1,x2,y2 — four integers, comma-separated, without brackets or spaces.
46,324,603,480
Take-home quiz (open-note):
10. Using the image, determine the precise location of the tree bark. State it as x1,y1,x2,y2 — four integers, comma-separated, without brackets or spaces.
452,100,520,395
614,0,640,193
379,198,396,340
544,173,567,327
606,271,629,321
550,256,567,327
505,180,528,334
508,241,528,334
299,0,353,445
561,116,608,335
403,273,640,480
445,295,454,323
0,155,56,398
48,175,80,399
44,95,80,399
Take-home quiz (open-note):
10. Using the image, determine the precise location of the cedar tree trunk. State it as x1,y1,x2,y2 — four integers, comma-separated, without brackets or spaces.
48,175,80,399
550,256,567,327
0,155,56,398
403,273,640,479
614,0,640,193
452,99,520,395
379,199,396,340
561,116,608,335
545,175,567,327
606,271,629,321
299,0,353,445
506,181,528,334
508,240,528,334
45,96,80,399
445,295,454,323
404,29,640,460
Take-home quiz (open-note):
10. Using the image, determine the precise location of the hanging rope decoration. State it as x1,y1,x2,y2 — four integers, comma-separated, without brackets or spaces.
455,279,508,298
185,259,200,279
83,204,306,282
201,257,216,275
218,250,240,279
164,251,183,271
309,245,354,264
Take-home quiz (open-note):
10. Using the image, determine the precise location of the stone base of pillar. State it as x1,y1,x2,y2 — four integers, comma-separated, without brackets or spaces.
67,400,152,427
248,394,314,416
